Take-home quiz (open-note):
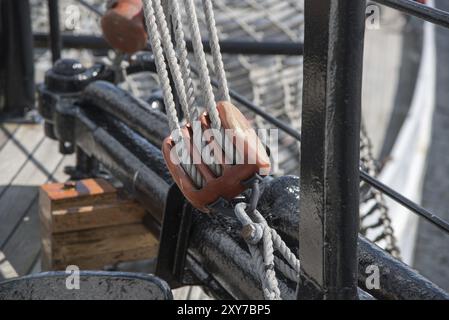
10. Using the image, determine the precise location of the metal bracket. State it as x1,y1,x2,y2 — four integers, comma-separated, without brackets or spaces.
155,183,194,288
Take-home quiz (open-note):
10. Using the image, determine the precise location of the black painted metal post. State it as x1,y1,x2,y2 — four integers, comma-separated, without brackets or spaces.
298,0,366,299
0,0,35,119
48,0,62,64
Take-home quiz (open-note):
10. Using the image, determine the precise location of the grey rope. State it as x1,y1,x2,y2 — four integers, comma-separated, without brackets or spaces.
169,0,199,121
153,0,193,124
201,0,231,101
184,0,222,131
183,0,224,176
153,0,220,180
235,201,300,300
166,0,221,176
142,0,203,188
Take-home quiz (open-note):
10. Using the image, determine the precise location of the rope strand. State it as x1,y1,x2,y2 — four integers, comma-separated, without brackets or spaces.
201,0,231,101
142,0,203,187
183,0,222,130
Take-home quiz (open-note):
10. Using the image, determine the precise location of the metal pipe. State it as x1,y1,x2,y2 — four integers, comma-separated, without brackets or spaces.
47,0,62,63
81,81,169,147
299,0,366,300
75,0,103,17
33,33,303,56
360,171,449,233
374,0,449,29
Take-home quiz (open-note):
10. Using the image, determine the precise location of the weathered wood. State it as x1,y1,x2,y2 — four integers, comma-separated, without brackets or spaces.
0,124,44,196
40,178,157,271
42,223,159,270
39,178,117,214
0,250,18,281
45,201,146,233
0,124,19,151
0,137,63,246
2,200,40,276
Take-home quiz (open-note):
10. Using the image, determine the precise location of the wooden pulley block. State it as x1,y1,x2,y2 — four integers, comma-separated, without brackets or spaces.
162,101,271,212
101,0,147,54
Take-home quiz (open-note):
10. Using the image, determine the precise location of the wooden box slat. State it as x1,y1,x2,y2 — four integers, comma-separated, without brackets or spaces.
39,178,158,271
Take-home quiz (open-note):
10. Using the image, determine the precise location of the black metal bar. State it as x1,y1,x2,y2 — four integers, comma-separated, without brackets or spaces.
191,40,303,56
33,32,304,56
47,0,62,64
298,0,366,300
191,67,302,141
34,33,110,50
0,0,35,119
374,0,449,29
360,171,449,233
74,0,103,17
358,236,449,300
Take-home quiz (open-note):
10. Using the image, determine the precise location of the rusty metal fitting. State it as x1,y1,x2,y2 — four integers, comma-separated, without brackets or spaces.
101,0,147,54
162,101,271,212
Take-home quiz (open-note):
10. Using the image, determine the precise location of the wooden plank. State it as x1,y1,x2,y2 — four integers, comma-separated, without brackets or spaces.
39,179,118,215
29,256,42,274
2,200,40,276
0,137,63,246
0,124,19,151
42,199,146,233
0,124,45,191
0,250,18,281
0,153,73,277
45,224,159,270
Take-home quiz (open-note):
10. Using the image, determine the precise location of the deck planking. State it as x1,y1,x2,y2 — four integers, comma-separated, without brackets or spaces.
0,123,73,281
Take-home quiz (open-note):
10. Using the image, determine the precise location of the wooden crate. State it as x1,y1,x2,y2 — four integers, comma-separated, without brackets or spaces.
40,179,159,270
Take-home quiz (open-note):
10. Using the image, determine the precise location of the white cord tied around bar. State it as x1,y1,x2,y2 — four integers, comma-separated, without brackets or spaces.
235,200,301,300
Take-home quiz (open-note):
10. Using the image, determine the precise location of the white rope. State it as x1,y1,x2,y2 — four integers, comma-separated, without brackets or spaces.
235,202,301,300
201,0,231,101
167,0,222,177
152,0,192,123
183,0,222,131
142,0,203,188
169,0,199,121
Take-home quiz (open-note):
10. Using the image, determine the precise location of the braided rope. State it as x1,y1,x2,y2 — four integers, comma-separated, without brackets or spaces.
201,0,231,102
169,0,199,121
235,202,300,300
274,256,299,283
152,0,191,123
184,0,222,131
142,0,203,187
169,0,223,176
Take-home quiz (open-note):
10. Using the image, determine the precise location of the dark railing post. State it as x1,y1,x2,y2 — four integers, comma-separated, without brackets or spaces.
48,0,62,64
298,0,366,299
0,0,35,119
